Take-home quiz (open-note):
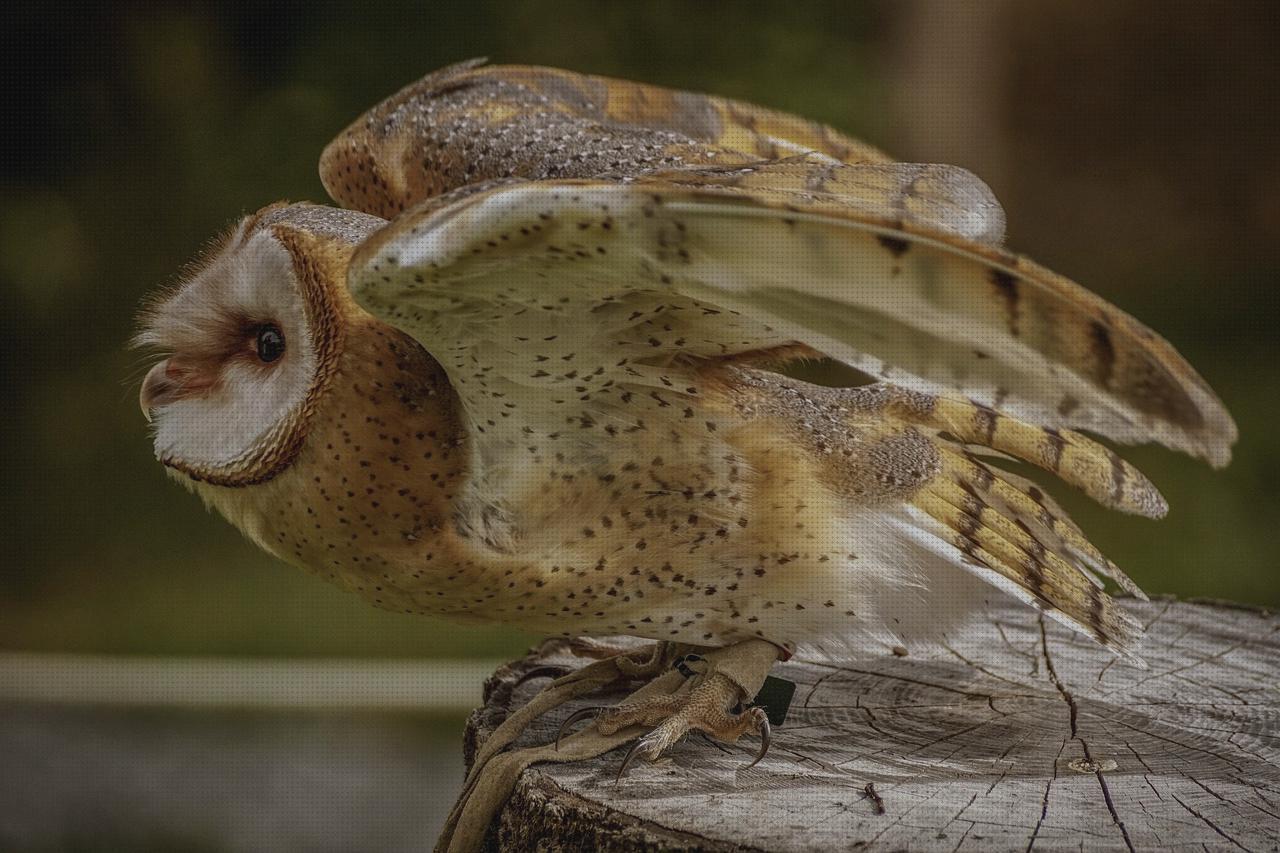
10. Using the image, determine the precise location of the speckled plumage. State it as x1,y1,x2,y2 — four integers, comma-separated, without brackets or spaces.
139,62,1235,666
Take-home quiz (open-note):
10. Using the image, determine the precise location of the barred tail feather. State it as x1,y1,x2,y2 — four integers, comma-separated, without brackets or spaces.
887,392,1168,518
912,446,1146,661
972,460,1146,599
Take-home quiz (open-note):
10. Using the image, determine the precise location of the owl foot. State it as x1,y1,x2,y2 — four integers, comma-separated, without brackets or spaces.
468,640,684,784
611,673,771,780
555,645,777,779
438,639,779,852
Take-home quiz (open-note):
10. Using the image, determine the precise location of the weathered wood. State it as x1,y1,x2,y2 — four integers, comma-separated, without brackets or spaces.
465,598,1280,852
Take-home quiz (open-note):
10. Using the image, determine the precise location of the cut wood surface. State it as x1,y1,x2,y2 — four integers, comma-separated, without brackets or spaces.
465,598,1280,852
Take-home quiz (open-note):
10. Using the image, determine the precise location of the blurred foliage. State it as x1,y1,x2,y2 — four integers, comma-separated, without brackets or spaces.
1,1,1276,660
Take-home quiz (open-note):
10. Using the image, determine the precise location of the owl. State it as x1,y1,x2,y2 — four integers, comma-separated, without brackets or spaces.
137,60,1235,770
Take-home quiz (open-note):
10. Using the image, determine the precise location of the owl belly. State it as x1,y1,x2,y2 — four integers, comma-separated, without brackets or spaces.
215,349,977,656
395,370,975,656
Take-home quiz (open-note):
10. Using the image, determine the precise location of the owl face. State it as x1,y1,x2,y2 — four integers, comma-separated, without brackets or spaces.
138,202,472,604
137,203,379,486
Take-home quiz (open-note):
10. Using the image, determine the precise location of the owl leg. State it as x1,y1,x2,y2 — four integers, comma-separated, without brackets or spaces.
557,639,780,778
438,640,779,852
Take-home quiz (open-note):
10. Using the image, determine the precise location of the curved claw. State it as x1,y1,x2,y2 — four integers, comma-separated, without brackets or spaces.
744,715,771,770
616,736,647,783
514,664,570,688
672,653,707,679
554,706,602,751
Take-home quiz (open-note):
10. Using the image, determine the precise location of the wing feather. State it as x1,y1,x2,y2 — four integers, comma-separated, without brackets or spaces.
319,60,893,219
351,165,1235,466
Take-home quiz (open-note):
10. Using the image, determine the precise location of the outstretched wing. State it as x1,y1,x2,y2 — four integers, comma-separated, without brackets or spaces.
326,65,1234,657
349,160,1234,468
319,59,896,219
343,160,1234,658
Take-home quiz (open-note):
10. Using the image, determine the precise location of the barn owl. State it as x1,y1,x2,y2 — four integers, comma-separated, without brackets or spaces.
137,59,1235,770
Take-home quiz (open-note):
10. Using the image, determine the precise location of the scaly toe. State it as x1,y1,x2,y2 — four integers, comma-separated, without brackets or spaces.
595,694,685,736
606,672,772,780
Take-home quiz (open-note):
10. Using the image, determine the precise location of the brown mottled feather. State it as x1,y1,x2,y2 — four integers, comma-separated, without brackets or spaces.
319,59,889,218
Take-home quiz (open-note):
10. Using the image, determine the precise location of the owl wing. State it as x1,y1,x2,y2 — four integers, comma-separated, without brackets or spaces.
344,161,1233,657
327,66,1232,656
319,60,899,219
349,159,1234,468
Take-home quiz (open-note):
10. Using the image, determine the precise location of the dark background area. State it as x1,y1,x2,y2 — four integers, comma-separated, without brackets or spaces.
2,0,1277,657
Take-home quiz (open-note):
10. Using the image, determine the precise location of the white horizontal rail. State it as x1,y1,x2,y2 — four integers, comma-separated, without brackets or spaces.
0,653,506,712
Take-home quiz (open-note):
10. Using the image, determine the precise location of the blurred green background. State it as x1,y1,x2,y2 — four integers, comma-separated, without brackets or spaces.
2,0,1278,664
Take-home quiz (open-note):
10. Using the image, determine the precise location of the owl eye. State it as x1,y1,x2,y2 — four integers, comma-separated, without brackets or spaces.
255,324,286,363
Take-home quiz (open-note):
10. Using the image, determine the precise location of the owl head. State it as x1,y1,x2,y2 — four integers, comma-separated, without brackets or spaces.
137,202,469,591
136,202,385,486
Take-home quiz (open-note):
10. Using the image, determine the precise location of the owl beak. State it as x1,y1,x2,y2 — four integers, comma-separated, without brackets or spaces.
140,359,215,422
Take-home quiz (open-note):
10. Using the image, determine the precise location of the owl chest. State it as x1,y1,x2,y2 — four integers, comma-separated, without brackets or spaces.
425,401,864,635
213,369,469,614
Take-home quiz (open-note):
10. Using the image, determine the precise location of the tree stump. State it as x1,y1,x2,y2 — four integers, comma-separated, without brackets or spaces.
464,598,1280,851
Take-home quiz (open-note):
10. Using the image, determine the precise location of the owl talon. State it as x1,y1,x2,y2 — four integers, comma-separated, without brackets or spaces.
514,664,571,688
615,735,650,783
745,712,771,769
555,705,603,750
